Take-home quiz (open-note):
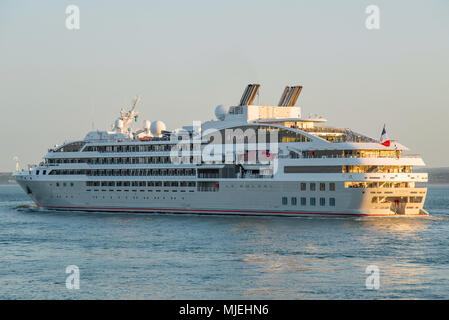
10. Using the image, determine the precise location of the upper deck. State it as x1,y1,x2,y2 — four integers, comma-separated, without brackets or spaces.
16,83,425,178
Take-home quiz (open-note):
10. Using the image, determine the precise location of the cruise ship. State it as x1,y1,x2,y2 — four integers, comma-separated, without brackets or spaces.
14,84,429,217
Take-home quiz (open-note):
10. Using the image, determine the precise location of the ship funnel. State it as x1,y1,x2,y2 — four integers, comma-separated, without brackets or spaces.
239,84,260,106
278,85,302,106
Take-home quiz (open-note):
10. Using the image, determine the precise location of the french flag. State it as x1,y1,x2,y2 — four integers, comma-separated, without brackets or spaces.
380,125,391,147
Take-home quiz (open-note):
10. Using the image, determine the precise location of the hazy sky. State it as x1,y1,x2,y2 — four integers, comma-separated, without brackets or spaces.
1,0,448,171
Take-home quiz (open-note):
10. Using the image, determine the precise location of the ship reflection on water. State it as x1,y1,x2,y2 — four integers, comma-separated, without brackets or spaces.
229,214,441,299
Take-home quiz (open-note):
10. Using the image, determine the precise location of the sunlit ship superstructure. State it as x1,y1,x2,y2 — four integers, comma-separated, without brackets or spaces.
14,84,429,216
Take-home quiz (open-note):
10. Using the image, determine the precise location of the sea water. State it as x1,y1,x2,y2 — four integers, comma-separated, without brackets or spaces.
0,185,448,299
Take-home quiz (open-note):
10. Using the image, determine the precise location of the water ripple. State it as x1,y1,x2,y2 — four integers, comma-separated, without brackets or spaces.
0,185,448,299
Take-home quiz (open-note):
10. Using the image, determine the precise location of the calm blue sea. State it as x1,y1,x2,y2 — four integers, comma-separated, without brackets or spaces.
0,184,448,299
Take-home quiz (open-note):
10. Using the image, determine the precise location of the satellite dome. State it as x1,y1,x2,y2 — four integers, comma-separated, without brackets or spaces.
214,105,228,121
150,120,166,137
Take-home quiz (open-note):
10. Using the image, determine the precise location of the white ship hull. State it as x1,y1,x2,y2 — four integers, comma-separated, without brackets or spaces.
15,176,428,217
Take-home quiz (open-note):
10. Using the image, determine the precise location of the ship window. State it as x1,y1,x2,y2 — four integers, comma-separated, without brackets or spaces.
282,197,288,205
371,197,378,203
300,197,306,206
410,196,423,203
330,198,336,206
285,166,341,173
300,183,306,191
330,183,335,191
291,197,297,205
310,197,316,206
320,183,325,191
320,197,325,206
310,183,316,191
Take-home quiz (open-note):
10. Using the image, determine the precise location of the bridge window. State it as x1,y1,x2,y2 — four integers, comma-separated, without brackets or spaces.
55,141,85,152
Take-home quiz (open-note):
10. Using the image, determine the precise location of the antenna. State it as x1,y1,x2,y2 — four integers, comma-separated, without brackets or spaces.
131,95,141,112
124,95,140,122
13,156,20,172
